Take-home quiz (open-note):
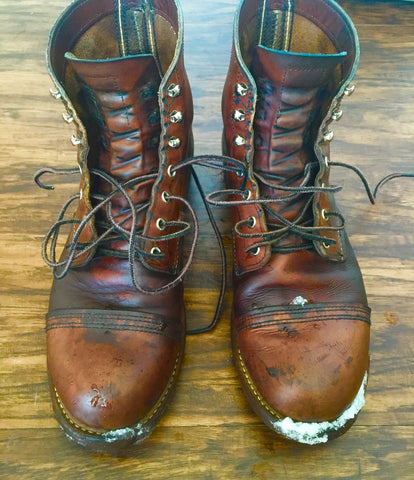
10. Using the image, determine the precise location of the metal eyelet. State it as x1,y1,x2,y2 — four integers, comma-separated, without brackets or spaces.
323,130,334,142
62,112,74,123
243,190,251,200
344,84,356,96
251,246,261,256
169,110,183,123
233,109,246,122
167,83,181,98
168,136,181,149
233,135,246,146
236,82,248,96
156,218,166,231
321,209,329,221
322,242,331,249
71,134,81,146
49,88,61,99
331,109,343,121
167,164,176,177
161,191,170,203
151,246,162,255
247,216,256,228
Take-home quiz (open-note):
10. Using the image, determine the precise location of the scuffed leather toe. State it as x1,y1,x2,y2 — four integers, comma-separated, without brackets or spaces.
233,303,370,423
47,309,183,433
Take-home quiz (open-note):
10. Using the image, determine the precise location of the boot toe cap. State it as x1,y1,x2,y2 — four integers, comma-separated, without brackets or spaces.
234,302,370,440
47,309,183,434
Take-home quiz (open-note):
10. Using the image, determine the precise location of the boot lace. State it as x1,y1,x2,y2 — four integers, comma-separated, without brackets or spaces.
186,155,414,256
35,162,227,334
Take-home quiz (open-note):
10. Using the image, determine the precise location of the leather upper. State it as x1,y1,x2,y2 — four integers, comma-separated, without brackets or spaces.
44,0,192,434
223,0,370,427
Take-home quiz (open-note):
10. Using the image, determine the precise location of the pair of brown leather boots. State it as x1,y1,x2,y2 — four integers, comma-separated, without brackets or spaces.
38,0,371,451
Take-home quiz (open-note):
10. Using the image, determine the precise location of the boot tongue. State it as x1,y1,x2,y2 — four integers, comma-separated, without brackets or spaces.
252,45,346,178
254,45,346,89
251,46,346,230
64,51,161,182
65,52,157,91
252,45,346,180
65,52,162,240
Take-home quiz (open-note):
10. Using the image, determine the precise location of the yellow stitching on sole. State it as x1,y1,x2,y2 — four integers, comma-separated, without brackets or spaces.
236,348,284,420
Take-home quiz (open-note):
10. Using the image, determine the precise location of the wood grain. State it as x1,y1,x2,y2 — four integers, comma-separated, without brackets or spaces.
0,0,413,478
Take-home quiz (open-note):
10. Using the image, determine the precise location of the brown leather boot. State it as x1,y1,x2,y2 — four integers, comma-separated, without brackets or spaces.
221,0,369,444
38,0,193,451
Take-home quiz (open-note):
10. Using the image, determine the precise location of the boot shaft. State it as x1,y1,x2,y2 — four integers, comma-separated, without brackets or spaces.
47,0,193,272
222,0,360,273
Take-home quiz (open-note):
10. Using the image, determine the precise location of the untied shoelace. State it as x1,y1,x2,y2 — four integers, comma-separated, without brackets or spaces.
35,157,413,333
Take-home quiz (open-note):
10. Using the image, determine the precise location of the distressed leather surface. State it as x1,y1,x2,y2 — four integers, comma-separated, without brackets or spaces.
223,0,369,427
45,0,192,435
47,308,182,430
234,302,370,422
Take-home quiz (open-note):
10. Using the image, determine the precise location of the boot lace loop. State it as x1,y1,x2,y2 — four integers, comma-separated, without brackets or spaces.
183,155,413,255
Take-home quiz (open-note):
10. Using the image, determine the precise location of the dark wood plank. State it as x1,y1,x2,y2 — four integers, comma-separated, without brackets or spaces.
1,426,413,480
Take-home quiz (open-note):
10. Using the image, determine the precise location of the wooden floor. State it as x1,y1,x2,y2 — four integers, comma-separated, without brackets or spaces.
1,0,413,478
